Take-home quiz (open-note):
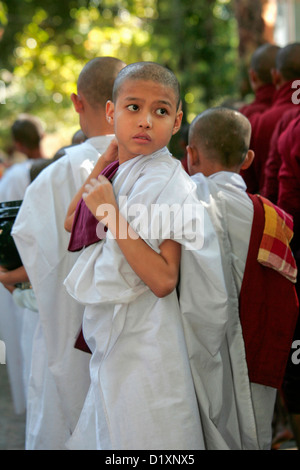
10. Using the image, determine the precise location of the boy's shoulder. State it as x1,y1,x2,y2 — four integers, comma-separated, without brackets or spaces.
123,150,195,202
143,152,193,188
142,148,187,175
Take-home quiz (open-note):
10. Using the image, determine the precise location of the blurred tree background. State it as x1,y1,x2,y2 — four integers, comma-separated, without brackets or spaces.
0,0,275,158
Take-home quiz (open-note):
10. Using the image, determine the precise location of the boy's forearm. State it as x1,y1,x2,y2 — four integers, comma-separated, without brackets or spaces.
107,208,180,298
80,173,180,297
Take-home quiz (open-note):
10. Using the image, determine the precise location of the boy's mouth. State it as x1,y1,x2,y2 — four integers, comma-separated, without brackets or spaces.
132,133,151,142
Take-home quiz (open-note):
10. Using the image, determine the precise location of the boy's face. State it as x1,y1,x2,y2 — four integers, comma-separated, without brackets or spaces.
106,79,183,163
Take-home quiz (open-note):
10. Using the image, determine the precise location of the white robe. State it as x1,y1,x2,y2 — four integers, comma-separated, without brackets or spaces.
12,135,114,449
183,171,276,450
0,284,32,414
0,160,32,202
64,147,228,450
0,160,37,415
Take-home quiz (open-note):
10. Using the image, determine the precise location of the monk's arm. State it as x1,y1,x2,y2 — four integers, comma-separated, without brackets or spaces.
82,175,181,298
0,266,30,286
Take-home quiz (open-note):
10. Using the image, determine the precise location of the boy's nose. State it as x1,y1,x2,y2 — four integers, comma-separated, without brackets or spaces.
139,112,152,128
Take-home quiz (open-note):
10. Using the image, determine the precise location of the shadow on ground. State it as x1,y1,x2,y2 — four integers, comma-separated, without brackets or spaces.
0,365,25,450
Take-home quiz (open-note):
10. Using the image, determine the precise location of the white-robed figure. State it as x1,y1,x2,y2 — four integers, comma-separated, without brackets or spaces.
0,114,46,202
63,63,232,450
0,115,45,415
12,57,126,450
183,107,280,450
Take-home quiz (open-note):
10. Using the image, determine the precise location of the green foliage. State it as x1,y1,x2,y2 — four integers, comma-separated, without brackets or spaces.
0,0,240,154
149,0,239,124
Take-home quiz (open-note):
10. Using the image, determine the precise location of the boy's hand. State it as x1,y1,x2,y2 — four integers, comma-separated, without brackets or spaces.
64,139,119,233
82,175,118,226
101,138,118,165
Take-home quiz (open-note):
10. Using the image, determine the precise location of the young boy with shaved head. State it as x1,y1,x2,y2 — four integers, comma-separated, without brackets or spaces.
186,107,298,449
64,62,229,450
11,56,126,449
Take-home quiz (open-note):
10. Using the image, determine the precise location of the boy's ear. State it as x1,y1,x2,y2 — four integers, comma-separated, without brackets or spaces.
249,68,257,83
71,93,84,113
106,100,115,125
241,149,255,170
271,68,282,88
186,144,200,171
172,110,183,135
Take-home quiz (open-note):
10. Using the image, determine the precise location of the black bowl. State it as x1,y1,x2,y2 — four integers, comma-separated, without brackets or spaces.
0,200,23,270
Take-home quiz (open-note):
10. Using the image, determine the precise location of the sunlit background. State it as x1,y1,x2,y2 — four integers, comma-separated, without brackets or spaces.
0,0,299,160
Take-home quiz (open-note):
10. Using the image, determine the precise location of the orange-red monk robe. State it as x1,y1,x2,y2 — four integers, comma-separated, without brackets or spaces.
261,107,300,203
240,79,299,194
240,194,299,389
277,115,300,413
278,115,300,240
239,83,276,119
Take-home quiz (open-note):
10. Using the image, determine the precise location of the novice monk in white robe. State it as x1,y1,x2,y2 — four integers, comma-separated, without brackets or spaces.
12,57,126,450
0,116,46,416
183,107,298,449
64,62,228,450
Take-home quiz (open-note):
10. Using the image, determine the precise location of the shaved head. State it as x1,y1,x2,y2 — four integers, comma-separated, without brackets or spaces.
77,57,126,108
189,107,252,169
251,43,280,83
112,62,181,110
276,42,300,81
12,114,44,149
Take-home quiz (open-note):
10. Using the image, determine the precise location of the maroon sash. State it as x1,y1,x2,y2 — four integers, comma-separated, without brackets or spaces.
239,194,299,388
70,160,119,354
68,160,119,252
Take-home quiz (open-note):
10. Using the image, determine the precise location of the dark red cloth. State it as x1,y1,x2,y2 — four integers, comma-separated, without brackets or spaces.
70,160,119,354
239,83,276,119
276,116,300,411
180,155,189,174
74,328,92,354
240,79,299,195
68,160,119,252
261,107,300,203
277,115,300,233
239,193,299,389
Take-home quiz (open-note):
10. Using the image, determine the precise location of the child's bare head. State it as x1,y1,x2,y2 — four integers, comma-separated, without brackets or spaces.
276,42,300,81
250,43,280,84
188,107,253,175
77,57,126,109
112,62,181,110
12,114,44,150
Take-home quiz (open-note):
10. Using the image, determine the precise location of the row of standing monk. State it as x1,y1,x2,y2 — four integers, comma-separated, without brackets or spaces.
0,42,298,450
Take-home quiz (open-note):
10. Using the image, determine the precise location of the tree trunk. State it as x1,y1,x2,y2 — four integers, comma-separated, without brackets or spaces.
233,0,265,59
233,0,277,96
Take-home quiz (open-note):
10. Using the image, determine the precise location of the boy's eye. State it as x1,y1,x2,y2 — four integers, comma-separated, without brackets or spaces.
127,104,139,111
156,108,168,116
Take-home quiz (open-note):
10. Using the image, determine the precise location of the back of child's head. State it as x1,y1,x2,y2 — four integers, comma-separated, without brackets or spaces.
250,43,280,84
189,107,252,169
276,42,300,81
11,114,44,149
77,57,126,109
112,62,181,110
